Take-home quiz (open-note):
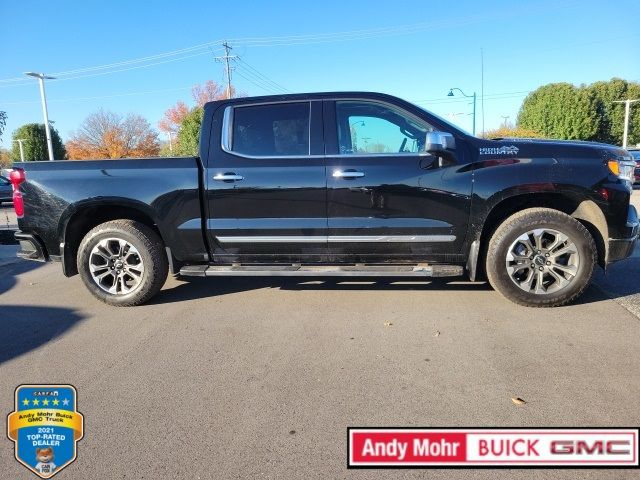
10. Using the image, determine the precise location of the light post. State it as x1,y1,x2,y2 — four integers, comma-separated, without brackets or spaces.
13,139,26,161
25,72,56,161
350,121,365,151
613,99,639,149
167,132,175,152
447,88,476,136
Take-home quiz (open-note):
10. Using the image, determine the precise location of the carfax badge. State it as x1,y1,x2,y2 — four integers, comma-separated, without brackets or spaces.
7,385,84,478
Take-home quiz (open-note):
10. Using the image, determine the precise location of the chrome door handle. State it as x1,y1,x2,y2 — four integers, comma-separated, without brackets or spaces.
213,173,244,181
333,169,365,179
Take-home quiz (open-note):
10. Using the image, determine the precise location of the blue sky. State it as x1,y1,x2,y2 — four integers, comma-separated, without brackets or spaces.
1,0,639,145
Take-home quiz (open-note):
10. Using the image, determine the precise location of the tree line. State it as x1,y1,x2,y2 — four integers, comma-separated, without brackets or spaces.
487,78,639,143
0,80,230,167
1,78,638,168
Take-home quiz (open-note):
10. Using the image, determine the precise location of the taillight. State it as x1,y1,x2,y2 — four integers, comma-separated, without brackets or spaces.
9,169,25,218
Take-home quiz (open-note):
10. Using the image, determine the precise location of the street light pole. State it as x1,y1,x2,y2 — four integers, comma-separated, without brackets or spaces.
13,139,26,161
448,88,476,136
613,99,639,149
25,72,56,161
167,132,174,152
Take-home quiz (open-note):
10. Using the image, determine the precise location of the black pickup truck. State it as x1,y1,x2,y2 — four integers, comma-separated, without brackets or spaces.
9,92,638,307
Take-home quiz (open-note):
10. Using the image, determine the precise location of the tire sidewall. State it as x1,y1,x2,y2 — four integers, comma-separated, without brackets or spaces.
487,212,595,306
77,226,158,306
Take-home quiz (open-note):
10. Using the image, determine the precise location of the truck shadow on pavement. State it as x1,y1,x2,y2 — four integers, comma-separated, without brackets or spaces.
593,254,640,300
150,268,637,307
0,260,43,296
151,276,493,305
0,305,85,364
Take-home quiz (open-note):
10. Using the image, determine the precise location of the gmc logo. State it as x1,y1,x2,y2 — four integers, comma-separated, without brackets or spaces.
551,440,631,455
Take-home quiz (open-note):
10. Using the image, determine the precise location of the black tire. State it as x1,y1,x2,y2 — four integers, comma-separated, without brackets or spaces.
485,208,596,307
77,220,168,306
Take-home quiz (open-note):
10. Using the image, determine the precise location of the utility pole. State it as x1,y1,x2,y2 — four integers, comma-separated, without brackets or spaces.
214,42,238,99
25,72,56,161
500,115,510,128
613,98,639,149
13,139,26,161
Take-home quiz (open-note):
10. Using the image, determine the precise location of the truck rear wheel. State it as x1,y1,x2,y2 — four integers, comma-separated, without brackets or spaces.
485,208,596,307
77,220,168,306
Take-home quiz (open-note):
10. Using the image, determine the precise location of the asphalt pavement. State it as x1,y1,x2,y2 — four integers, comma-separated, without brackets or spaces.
0,198,639,479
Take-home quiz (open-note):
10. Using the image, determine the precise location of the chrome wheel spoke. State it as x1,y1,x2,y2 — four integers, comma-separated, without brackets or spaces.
90,237,144,296
532,229,545,251
125,268,142,281
551,244,577,258
519,269,535,290
507,263,529,275
505,228,580,295
89,262,108,273
96,270,114,281
547,269,570,290
534,270,546,294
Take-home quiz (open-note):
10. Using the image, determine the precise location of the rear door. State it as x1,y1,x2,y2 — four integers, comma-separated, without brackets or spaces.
324,99,472,262
205,100,327,263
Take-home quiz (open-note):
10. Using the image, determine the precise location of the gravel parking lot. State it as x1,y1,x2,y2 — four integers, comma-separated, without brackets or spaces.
1,196,639,479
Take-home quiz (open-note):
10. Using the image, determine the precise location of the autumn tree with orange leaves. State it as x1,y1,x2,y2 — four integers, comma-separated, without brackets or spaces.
158,80,240,155
67,109,160,159
158,81,229,135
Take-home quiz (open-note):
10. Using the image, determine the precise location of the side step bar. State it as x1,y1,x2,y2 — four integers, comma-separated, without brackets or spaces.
179,264,464,278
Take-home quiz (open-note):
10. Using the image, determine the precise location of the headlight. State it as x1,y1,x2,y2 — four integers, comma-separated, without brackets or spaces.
607,159,635,182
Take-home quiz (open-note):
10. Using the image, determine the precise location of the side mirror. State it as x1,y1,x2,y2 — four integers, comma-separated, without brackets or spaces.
425,131,455,154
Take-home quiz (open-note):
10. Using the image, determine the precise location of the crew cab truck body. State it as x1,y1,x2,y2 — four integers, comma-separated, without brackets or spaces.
10,92,638,306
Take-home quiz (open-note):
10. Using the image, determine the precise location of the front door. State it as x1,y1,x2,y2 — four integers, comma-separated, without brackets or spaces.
324,99,472,263
206,100,327,263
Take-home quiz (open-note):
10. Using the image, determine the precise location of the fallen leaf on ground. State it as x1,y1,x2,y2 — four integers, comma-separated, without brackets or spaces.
511,397,526,405
383,321,393,327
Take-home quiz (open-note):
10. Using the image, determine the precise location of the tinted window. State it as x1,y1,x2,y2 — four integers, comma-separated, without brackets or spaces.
336,101,432,155
0,176,9,185
232,103,310,156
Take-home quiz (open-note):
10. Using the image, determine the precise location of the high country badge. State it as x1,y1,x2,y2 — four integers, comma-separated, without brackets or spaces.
7,385,84,478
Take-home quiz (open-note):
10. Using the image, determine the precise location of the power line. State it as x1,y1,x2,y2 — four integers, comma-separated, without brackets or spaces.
233,69,282,95
2,85,193,105
236,59,291,93
0,1,581,86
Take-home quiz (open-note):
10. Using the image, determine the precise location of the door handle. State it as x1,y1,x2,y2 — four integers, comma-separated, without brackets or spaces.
213,173,244,182
333,169,365,179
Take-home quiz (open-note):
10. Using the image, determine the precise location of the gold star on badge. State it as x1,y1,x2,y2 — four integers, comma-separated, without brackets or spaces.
52,399,59,406
32,399,39,406
22,398,29,406
42,399,49,406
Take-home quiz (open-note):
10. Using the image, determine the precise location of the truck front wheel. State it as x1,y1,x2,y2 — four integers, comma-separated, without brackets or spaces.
77,220,168,306
485,208,596,307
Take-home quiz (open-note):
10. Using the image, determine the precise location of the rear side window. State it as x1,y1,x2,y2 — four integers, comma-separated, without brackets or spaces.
230,102,310,157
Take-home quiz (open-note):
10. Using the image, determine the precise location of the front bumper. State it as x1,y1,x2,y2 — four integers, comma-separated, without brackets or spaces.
14,232,48,262
607,204,639,263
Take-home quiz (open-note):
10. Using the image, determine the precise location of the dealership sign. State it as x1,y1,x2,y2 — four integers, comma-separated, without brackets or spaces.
348,428,639,468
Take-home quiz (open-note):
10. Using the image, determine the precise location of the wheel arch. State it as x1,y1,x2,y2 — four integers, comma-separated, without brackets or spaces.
59,200,164,277
471,192,607,280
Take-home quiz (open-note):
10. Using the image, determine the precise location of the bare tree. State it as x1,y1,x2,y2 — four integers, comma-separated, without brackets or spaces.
67,109,160,159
